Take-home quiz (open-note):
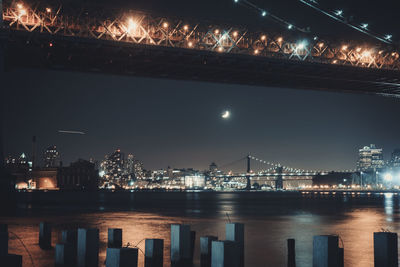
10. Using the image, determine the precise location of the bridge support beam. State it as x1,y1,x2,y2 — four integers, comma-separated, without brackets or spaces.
246,155,251,190
275,167,283,190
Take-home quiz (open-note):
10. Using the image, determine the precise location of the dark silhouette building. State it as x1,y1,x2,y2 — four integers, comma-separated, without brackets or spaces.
57,159,98,191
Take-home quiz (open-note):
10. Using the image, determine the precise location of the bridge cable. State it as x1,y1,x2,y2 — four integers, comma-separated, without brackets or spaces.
298,0,395,45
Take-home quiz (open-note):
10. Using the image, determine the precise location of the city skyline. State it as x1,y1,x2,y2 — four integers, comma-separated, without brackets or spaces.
4,68,400,172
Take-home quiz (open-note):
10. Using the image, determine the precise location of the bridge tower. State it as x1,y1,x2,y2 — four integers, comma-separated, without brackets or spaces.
245,154,251,190
275,166,283,190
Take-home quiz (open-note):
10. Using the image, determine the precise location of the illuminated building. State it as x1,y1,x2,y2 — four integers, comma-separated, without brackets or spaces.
100,149,125,188
357,144,384,171
125,154,144,180
99,150,145,188
44,145,60,168
184,174,206,189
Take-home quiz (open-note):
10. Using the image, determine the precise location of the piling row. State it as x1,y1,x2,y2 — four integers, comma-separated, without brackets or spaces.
1,221,398,267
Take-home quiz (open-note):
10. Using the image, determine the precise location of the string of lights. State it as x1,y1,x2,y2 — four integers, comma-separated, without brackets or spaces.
298,0,395,45
233,0,309,33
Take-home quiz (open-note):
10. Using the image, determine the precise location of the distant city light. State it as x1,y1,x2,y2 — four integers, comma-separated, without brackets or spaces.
277,37,283,42
384,173,393,181
163,22,169,28
361,23,368,30
341,45,348,51
183,25,189,31
261,11,267,17
261,35,266,41
233,31,238,37
288,24,293,30
46,7,51,13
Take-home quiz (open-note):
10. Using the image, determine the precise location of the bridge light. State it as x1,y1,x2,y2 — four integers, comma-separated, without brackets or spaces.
18,8,27,16
296,41,307,50
384,34,392,41
277,37,283,43
218,46,224,52
234,0,239,2
17,3,23,9
318,42,324,48
261,11,267,17
163,22,169,28
341,45,348,51
335,10,343,17
188,41,193,47
356,47,362,52
360,23,368,29
288,24,293,30
362,50,372,57
183,25,189,31
254,49,259,55
233,31,238,37
384,173,393,181
127,18,138,31
214,29,220,35
46,7,51,13
332,59,338,64
261,35,266,41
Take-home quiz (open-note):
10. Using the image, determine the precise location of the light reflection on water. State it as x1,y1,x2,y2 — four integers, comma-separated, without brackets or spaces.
2,191,400,267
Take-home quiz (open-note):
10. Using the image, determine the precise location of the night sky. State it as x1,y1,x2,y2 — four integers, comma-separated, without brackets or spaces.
3,0,400,172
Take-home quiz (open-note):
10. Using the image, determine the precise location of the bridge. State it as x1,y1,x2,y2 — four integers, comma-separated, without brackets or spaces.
210,154,351,190
0,0,400,97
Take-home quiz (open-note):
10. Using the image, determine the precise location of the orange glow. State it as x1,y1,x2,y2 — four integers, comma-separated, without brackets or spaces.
46,7,51,13
183,25,189,31
277,37,283,43
341,45,348,51
162,22,168,28
261,35,266,41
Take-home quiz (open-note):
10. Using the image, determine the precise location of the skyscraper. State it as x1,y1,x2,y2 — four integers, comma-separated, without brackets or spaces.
44,145,60,168
391,149,400,168
357,144,384,171
100,149,125,187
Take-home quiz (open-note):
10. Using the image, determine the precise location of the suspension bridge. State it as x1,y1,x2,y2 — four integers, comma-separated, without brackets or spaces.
210,154,353,190
0,0,399,97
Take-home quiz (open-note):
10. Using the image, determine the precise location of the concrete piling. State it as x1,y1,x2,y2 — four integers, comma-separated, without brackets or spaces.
108,228,122,248
313,235,340,267
106,247,138,267
374,232,398,267
62,230,78,247
0,231,8,257
225,223,244,267
287,239,296,267
338,247,344,267
77,228,99,267
200,236,218,267
4,254,23,267
0,224,7,233
190,230,196,261
211,240,240,267
145,239,164,267
55,243,75,267
39,222,52,249
171,224,192,267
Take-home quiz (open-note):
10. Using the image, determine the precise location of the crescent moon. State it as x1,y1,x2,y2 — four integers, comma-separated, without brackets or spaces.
222,110,230,119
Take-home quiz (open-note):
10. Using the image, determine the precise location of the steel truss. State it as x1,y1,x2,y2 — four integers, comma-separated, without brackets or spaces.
2,0,400,71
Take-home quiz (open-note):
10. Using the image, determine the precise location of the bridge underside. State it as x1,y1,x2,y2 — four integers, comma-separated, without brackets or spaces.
5,30,400,97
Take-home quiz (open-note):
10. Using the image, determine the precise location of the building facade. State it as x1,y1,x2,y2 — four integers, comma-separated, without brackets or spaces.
57,159,98,190
391,149,400,168
44,145,60,168
357,144,384,171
